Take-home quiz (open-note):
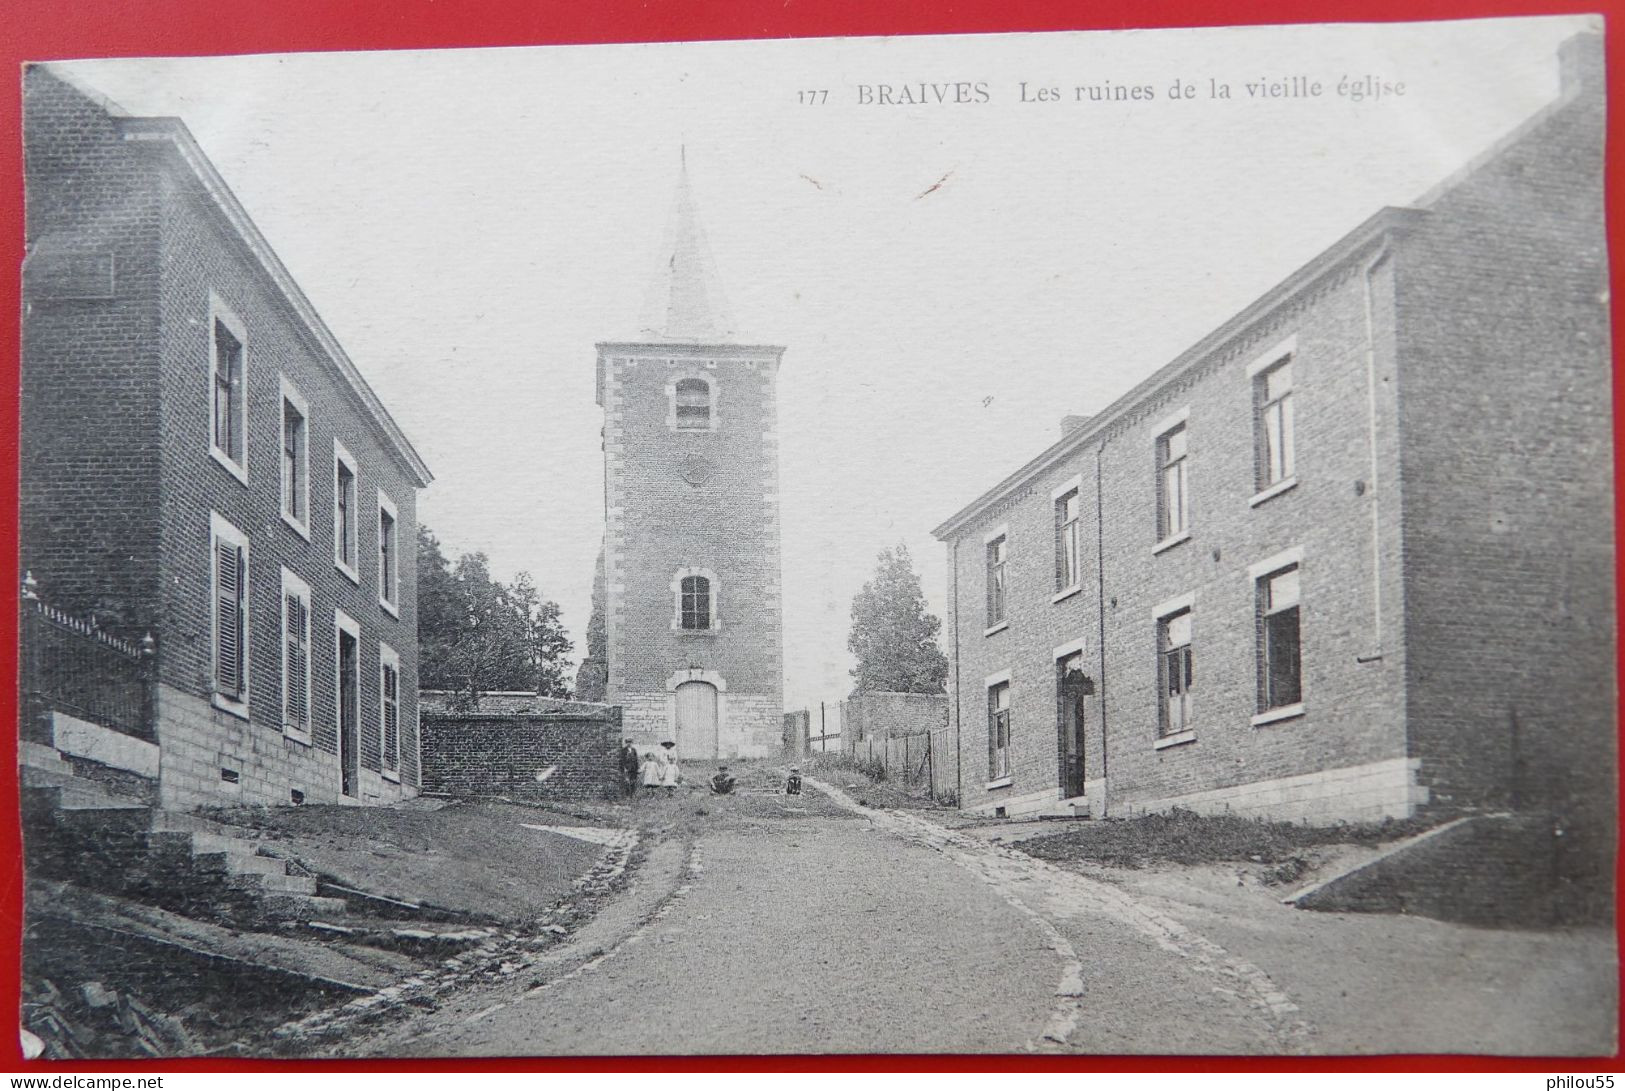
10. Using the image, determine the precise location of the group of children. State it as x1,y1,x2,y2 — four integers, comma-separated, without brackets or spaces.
616,739,802,799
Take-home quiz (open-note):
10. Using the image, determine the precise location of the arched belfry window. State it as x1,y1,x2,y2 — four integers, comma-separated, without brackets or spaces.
669,374,716,432
671,567,720,631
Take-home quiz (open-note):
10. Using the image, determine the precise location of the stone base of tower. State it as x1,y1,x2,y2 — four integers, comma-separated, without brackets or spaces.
617,690,783,760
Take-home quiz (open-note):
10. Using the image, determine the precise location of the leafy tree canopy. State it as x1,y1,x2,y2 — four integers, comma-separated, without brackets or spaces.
417,525,575,703
847,543,949,694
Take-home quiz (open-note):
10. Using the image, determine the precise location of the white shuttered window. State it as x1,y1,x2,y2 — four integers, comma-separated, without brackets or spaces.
210,513,250,717
282,569,313,741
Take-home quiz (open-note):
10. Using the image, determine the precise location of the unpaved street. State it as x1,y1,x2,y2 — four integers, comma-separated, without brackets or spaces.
344,778,1613,1057
355,779,1296,1055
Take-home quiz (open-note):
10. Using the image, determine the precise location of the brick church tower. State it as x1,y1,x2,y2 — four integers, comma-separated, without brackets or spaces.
594,158,785,759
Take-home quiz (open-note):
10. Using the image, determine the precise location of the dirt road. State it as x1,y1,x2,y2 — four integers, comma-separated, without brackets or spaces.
343,778,1613,1057
352,779,1296,1056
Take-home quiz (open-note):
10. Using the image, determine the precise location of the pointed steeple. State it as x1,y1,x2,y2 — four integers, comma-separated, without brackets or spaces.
639,148,736,342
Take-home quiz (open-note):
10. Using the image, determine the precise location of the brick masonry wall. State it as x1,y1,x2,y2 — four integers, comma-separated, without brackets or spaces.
842,691,948,745
21,68,164,632
419,709,623,802
152,151,423,788
1394,38,1614,836
598,343,785,756
948,255,1411,819
21,68,427,801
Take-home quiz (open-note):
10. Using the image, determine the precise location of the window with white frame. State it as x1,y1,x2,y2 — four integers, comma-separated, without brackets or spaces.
280,379,309,535
986,533,1008,628
1157,421,1189,541
281,568,312,741
377,491,399,615
1255,356,1296,490
333,441,359,580
209,297,248,480
672,567,718,631
988,679,1011,779
673,376,713,431
1258,565,1302,712
1158,608,1194,737
1055,487,1081,592
210,513,250,716
379,643,401,779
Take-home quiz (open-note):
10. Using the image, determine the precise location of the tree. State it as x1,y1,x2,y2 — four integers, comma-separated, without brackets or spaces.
417,525,575,704
847,543,949,694
573,546,608,702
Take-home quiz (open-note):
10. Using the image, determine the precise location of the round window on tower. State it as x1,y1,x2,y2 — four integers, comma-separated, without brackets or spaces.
679,453,716,486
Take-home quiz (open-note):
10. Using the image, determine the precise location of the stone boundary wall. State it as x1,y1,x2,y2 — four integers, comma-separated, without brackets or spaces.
419,705,623,802
841,691,949,750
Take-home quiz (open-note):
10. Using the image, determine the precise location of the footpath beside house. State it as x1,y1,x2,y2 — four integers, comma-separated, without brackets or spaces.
931,32,1612,850
21,65,433,809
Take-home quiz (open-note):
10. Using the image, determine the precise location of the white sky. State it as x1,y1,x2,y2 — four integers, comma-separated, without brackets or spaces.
60,16,1590,710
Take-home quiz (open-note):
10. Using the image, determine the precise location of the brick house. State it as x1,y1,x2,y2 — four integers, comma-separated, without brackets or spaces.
931,34,1611,832
21,66,434,808
595,160,784,758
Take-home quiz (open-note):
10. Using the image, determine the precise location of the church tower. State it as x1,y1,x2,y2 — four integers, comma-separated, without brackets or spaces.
595,158,785,759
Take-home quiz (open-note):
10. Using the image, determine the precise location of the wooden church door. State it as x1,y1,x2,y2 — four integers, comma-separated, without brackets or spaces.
675,681,719,759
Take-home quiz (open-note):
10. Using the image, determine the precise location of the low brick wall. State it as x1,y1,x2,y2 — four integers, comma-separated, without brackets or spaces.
419,704,623,802
841,691,948,750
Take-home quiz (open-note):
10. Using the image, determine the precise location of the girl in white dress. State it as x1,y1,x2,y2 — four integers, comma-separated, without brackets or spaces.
658,740,681,796
641,746,665,795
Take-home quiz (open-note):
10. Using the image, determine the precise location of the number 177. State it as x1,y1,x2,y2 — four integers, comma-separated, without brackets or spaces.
798,90,828,105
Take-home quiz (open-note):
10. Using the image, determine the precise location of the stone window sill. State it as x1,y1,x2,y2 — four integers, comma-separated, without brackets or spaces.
672,625,722,635
210,446,249,487
984,620,1009,638
212,692,250,721
1251,702,1306,727
985,775,1013,790
382,769,401,784
281,509,311,542
1154,730,1196,750
1152,530,1192,556
1052,585,1083,605
283,727,312,747
1250,476,1299,508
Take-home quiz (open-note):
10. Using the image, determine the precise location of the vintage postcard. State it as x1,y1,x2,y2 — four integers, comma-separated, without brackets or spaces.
16,15,1615,1059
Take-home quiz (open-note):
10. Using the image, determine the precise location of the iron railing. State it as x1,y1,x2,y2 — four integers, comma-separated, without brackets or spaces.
19,574,156,742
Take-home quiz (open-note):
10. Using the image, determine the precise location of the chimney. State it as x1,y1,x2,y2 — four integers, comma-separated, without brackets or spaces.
1061,414,1091,437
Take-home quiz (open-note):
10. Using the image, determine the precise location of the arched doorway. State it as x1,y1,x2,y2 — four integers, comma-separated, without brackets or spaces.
674,680,719,759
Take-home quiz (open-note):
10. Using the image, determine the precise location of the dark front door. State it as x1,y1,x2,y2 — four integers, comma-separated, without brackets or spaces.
339,628,359,797
1058,652,1088,798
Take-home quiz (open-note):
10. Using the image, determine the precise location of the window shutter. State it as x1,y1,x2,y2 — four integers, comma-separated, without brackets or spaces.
216,541,245,697
383,665,399,771
286,593,308,730
1054,502,1066,587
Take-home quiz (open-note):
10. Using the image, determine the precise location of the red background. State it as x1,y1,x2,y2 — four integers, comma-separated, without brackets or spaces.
1,0,1619,1074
